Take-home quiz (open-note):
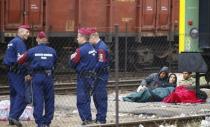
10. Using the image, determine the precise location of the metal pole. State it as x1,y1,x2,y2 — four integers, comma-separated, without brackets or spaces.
124,22,128,72
114,24,119,127
169,40,172,72
195,72,200,96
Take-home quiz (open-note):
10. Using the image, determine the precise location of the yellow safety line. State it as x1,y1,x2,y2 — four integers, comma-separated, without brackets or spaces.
179,0,185,53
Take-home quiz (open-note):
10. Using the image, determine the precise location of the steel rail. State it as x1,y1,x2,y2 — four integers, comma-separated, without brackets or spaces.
86,114,209,127
0,79,141,95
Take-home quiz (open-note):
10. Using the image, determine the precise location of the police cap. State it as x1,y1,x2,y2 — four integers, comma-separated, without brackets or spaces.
78,27,92,36
37,31,47,39
89,28,97,34
18,24,30,30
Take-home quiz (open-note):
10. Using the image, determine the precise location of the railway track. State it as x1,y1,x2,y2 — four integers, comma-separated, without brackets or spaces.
0,78,209,95
0,79,141,95
86,114,209,127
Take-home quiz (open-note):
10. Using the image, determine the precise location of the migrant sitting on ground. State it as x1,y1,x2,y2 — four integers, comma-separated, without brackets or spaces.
137,66,169,92
167,73,177,87
178,72,195,87
163,72,207,103
123,70,176,103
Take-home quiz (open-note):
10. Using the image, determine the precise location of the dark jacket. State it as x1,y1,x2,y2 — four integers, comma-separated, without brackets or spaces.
140,67,169,89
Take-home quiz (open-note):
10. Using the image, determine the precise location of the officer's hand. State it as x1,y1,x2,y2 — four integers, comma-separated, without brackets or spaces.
70,52,77,59
25,75,32,82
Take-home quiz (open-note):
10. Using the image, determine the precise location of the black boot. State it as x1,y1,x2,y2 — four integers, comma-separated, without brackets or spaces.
8,118,22,127
81,120,93,125
9,119,14,125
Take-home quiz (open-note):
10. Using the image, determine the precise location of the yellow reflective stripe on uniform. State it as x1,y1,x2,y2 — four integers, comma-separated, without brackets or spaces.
179,0,185,53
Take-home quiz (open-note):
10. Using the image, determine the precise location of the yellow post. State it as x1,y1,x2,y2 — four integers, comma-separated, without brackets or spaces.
179,0,185,53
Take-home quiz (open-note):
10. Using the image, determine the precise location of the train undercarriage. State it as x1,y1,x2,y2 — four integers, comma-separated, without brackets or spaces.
0,35,179,73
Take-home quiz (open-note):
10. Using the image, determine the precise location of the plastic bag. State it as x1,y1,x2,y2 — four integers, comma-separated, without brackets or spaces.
0,100,34,121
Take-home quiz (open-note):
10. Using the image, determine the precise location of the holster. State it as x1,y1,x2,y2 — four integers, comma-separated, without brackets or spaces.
7,64,20,73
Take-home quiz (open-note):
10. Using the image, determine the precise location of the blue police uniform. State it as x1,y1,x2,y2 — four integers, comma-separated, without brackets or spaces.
19,43,57,127
93,40,110,123
70,42,97,122
3,36,28,121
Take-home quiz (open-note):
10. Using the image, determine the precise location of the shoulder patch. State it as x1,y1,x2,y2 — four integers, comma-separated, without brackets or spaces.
7,43,13,49
99,53,104,62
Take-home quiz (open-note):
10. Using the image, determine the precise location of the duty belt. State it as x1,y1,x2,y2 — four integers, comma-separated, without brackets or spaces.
33,69,52,76
97,67,109,74
80,70,105,96
80,71,96,78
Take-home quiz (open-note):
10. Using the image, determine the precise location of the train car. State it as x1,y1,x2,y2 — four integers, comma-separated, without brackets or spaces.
0,0,179,39
0,0,180,72
178,0,210,91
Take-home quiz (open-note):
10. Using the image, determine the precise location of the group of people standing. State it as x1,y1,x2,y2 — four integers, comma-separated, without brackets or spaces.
3,25,57,127
3,26,109,127
69,27,110,125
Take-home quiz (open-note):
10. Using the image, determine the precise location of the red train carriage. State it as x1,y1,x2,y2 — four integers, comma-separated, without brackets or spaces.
0,0,179,39
0,0,180,72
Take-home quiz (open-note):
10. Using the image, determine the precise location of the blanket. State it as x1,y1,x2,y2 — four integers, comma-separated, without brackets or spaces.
123,87,175,102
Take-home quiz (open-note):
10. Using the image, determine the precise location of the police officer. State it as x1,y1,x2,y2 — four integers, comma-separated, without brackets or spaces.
89,29,110,124
18,31,57,127
69,28,97,125
3,24,30,127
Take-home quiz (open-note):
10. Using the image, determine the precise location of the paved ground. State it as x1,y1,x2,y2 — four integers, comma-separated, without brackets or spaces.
0,89,210,127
